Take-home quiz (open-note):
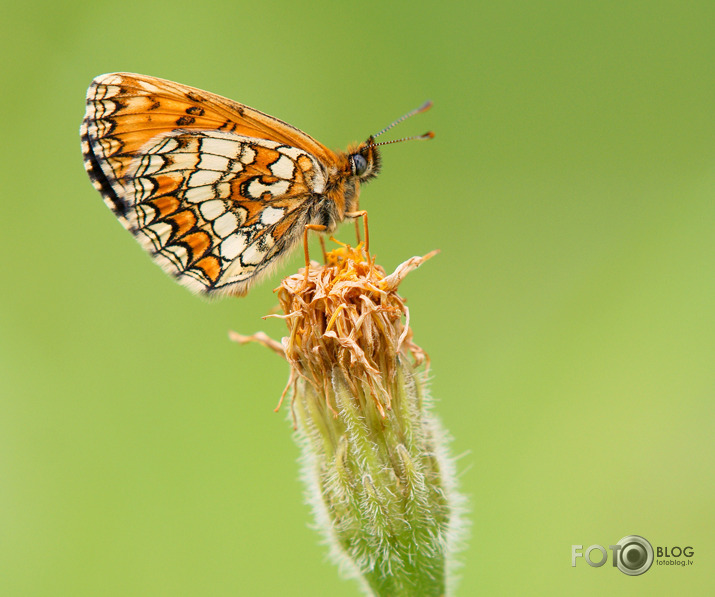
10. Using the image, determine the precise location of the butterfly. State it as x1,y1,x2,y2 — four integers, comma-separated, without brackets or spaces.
81,73,432,297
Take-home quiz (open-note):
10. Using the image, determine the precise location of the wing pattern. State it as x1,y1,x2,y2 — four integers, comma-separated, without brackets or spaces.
80,73,339,296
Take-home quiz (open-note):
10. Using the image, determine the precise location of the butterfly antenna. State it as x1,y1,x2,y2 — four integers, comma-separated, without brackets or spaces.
372,100,433,139
368,131,435,148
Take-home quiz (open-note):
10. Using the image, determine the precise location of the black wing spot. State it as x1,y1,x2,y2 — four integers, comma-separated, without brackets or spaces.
186,106,204,116
176,115,195,126
218,120,238,132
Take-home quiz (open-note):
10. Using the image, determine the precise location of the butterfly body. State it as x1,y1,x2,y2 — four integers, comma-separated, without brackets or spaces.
81,73,381,297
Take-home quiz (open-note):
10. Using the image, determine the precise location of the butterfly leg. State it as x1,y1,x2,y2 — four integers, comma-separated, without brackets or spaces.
303,224,328,283
346,210,369,255
318,235,328,263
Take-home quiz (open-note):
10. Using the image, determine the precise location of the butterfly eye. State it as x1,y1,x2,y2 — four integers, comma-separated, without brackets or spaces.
351,153,368,177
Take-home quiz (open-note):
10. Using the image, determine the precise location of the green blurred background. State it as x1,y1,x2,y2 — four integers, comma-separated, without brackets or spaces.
1,0,713,595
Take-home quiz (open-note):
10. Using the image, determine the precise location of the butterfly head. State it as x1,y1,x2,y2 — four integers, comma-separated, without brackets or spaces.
346,100,434,185
348,137,381,183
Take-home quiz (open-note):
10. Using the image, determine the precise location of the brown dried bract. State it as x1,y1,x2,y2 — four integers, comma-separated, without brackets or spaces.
272,244,435,416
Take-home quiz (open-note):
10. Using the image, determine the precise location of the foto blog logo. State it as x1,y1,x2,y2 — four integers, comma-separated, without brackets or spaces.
571,535,695,576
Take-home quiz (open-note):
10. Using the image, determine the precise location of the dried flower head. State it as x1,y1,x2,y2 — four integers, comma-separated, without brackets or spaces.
232,242,466,597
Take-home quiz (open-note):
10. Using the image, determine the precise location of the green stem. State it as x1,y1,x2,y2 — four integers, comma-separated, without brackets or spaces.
294,360,458,596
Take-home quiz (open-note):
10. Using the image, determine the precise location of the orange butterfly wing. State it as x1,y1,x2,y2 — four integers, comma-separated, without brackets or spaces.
81,73,344,296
